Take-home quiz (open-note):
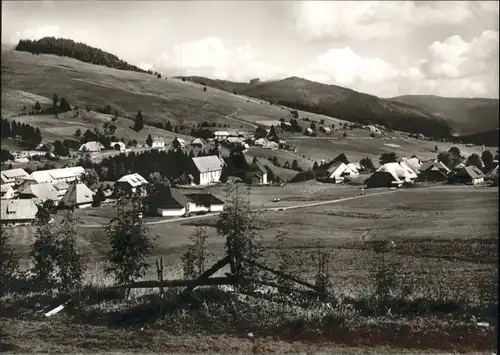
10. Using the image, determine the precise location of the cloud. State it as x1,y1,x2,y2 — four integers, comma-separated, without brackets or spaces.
154,37,287,81
420,30,499,79
153,33,498,98
292,1,482,41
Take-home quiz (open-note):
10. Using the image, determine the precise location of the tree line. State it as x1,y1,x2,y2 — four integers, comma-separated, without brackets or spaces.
15,37,148,74
0,118,42,148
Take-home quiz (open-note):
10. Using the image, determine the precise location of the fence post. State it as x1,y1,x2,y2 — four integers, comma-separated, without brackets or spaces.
160,257,164,298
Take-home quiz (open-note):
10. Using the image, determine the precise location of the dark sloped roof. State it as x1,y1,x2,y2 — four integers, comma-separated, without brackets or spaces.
150,186,189,209
185,193,224,206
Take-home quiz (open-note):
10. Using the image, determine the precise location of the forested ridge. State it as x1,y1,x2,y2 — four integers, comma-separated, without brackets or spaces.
15,37,148,74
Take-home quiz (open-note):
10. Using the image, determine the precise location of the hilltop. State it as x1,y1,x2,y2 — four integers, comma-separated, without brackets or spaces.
390,95,499,135
14,37,148,74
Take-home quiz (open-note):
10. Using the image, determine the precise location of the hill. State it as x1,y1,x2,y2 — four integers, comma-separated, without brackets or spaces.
15,37,149,74
390,95,499,136
182,76,454,138
2,44,495,174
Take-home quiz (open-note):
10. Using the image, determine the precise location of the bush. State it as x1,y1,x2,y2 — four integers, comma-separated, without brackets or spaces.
30,211,84,295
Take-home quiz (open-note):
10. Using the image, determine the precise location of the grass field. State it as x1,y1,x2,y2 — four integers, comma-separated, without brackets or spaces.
2,48,349,132
2,172,497,354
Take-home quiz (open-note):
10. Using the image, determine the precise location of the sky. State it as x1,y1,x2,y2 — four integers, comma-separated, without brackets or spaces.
2,1,499,98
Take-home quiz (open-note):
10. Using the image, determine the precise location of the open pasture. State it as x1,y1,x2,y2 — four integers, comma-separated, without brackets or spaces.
2,49,351,133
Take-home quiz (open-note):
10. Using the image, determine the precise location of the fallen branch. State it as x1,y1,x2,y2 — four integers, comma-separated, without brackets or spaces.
242,258,323,293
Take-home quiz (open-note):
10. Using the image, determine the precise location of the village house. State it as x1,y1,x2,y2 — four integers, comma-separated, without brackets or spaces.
321,126,332,135
148,186,225,217
447,166,485,185
326,162,359,183
116,173,149,194
1,199,38,226
190,155,224,186
365,125,381,134
184,192,225,215
110,141,126,152
191,138,206,148
151,137,166,149
254,138,267,146
365,162,416,188
245,162,268,185
262,141,279,150
59,182,94,209
1,185,15,200
79,141,105,152
18,182,61,205
214,131,230,141
0,168,29,187
22,166,85,185
347,162,362,173
418,160,451,182
172,137,186,150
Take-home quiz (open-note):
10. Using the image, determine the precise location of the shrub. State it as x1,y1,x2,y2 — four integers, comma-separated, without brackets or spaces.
105,195,154,295
181,227,211,279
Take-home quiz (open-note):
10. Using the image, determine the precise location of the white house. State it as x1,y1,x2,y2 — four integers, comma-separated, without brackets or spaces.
116,173,149,194
191,155,224,186
151,137,165,149
254,138,267,146
191,138,206,148
214,131,230,140
347,162,362,173
262,141,279,150
79,141,105,152
23,166,85,184
0,168,29,187
1,185,15,200
151,186,225,217
321,126,332,134
1,199,38,226
326,162,359,183
366,125,381,134
110,141,126,152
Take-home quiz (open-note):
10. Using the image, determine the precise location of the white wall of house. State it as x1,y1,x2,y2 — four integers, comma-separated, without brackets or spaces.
199,170,222,185
210,204,224,212
158,207,186,217
262,173,268,185
473,177,484,185
187,202,224,213
152,141,165,148
76,203,92,209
